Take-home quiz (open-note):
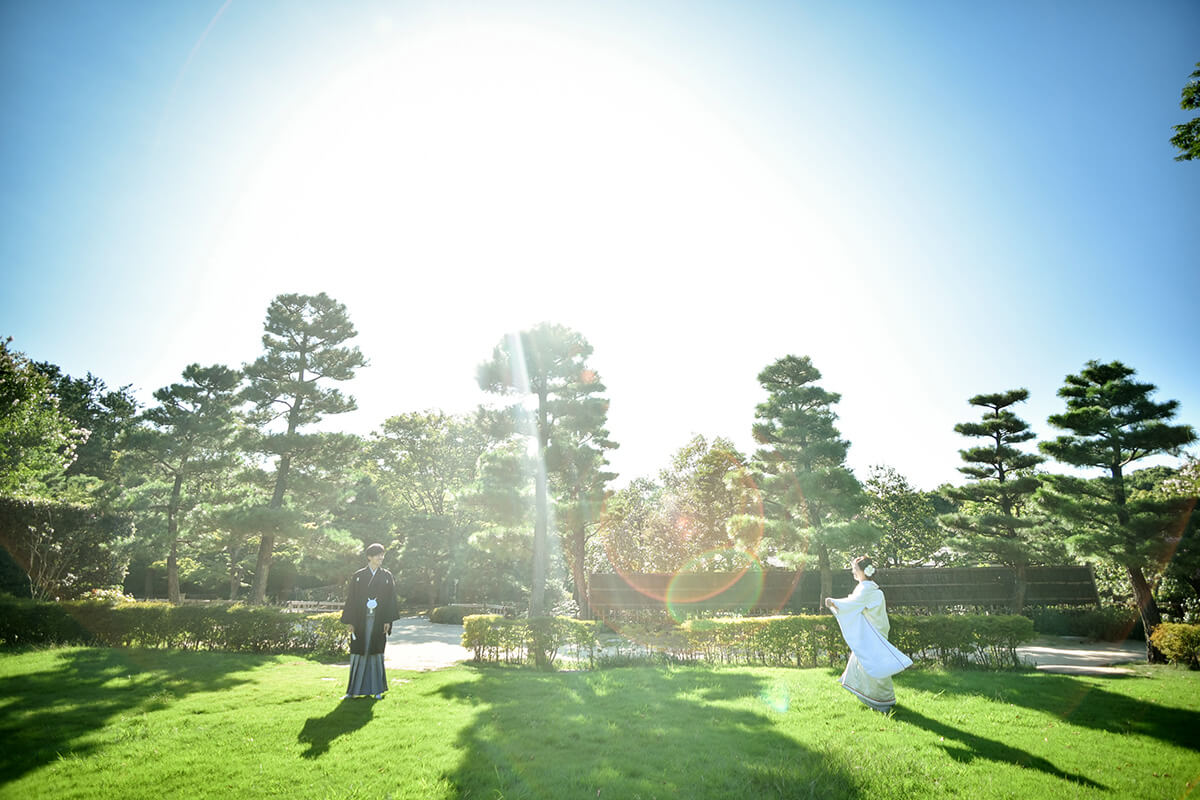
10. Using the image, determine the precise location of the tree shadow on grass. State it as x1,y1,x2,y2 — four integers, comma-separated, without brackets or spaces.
433,666,865,800
0,647,260,784
901,670,1200,752
896,708,1106,790
297,697,377,758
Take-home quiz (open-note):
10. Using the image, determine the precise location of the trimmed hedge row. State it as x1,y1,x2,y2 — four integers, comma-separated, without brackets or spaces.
1149,623,1200,668
677,614,1034,669
0,595,348,657
462,615,603,668
462,612,1036,670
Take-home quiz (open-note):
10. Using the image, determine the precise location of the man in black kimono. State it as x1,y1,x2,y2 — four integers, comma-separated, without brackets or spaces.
340,543,399,699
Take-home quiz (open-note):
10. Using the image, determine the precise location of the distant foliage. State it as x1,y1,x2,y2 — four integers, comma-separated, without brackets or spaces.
1149,622,1200,668
1028,605,1143,641
0,495,133,600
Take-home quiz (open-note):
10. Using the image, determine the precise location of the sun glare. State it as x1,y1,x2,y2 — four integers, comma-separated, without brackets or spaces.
211,21,840,317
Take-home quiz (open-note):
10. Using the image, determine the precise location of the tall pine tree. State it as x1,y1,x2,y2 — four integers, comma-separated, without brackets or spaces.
752,355,876,607
242,293,366,604
1039,360,1196,662
939,389,1047,612
477,323,610,618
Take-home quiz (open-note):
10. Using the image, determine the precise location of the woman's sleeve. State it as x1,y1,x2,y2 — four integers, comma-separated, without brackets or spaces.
828,584,869,615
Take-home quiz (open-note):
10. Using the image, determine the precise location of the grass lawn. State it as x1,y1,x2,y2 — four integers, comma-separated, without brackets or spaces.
1,648,1198,799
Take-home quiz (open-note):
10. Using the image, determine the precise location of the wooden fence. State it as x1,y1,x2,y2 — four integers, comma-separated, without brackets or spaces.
588,566,1098,613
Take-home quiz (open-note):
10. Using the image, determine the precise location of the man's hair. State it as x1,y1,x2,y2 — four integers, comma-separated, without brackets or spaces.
365,543,385,557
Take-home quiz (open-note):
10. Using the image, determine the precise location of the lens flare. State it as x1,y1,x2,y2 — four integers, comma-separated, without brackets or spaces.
758,680,791,713
665,550,765,623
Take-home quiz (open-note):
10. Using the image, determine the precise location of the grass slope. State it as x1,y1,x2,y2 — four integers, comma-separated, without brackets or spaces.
0,648,1197,799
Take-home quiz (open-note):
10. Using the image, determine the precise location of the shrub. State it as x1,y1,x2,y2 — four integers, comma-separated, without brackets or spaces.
461,615,599,668
1149,623,1200,668
0,595,347,656
1028,605,1144,641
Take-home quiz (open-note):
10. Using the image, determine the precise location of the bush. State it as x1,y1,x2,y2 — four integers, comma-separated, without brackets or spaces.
431,604,517,624
1149,623,1200,668
0,595,347,656
461,615,600,669
1028,606,1144,641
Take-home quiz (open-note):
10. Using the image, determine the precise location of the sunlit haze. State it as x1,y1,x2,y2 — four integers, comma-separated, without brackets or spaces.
3,1,1197,489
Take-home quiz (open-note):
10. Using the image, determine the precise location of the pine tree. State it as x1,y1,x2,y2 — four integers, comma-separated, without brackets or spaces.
123,364,242,603
477,323,612,618
1039,360,1196,662
242,293,366,604
939,389,1046,612
752,355,876,608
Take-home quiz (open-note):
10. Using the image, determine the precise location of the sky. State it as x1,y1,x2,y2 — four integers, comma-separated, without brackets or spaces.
2,0,1198,491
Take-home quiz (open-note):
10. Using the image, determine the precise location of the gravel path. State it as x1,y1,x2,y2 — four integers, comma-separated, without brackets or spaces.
380,617,1149,675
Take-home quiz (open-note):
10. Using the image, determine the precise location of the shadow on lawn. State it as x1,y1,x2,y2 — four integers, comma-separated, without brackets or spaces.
298,698,377,758
434,666,864,800
901,670,1200,752
0,648,258,784
896,708,1105,789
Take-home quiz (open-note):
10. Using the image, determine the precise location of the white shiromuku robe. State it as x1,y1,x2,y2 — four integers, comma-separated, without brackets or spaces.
828,580,912,712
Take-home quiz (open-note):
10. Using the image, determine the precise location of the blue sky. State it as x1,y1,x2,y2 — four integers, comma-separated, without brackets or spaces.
2,0,1197,490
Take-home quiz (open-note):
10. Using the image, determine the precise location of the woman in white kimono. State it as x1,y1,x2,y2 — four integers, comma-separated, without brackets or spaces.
824,556,912,713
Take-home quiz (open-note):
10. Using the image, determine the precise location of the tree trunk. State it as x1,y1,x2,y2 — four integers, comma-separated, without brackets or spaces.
1011,562,1027,615
1128,565,1165,664
250,453,293,605
570,523,591,620
817,542,832,613
167,474,184,604
530,397,549,618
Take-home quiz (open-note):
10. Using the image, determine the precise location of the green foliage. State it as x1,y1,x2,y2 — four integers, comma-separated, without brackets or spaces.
366,411,491,606
477,323,610,616
32,362,140,490
598,437,756,575
1027,605,1143,642
0,594,346,655
673,613,1034,670
864,465,949,567
939,390,1049,612
0,338,85,496
1038,360,1196,661
430,605,487,624
0,495,133,600
1170,61,1200,161
241,292,367,604
751,355,878,602
461,613,601,668
121,363,243,603
1149,622,1200,667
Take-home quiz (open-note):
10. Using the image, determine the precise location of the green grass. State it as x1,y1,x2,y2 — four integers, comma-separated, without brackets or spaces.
1,648,1198,799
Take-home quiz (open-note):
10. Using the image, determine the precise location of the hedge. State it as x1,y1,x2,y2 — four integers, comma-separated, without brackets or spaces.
462,612,1035,670
1149,622,1200,668
462,615,602,669
1028,605,1144,641
676,614,1034,670
0,595,348,656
